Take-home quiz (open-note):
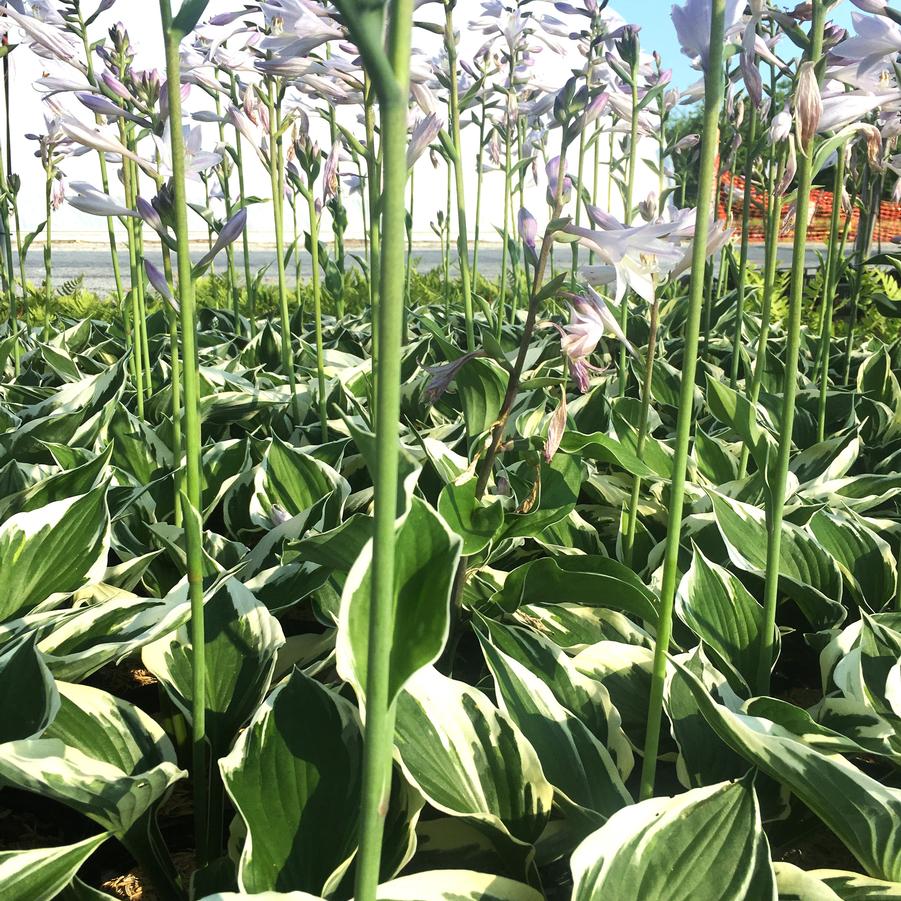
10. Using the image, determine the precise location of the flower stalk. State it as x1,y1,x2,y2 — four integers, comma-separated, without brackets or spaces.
159,0,211,863
639,0,727,801
754,1,827,696
330,1,414,898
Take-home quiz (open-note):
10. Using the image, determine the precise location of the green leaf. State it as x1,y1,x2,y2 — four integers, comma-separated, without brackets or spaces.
0,443,112,523
475,618,633,777
0,681,185,836
143,579,284,759
0,484,111,620
706,376,776,474
337,497,461,707
438,474,504,555
220,669,362,896
37,587,188,682
808,510,897,612
172,0,210,35
375,870,544,900
394,667,553,848
675,545,766,691
491,555,658,624
560,430,660,479
570,777,775,901
709,491,845,629
0,637,59,742
0,833,109,901
248,436,348,533
773,862,842,900
813,869,901,899
478,637,631,832
679,662,901,881
456,358,509,440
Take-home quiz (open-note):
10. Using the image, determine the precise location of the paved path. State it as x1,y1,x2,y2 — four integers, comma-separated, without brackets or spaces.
12,242,865,297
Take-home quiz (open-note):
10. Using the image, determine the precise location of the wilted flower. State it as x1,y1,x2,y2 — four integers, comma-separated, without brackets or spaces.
424,349,487,403
322,140,341,204
794,61,822,153
544,390,568,462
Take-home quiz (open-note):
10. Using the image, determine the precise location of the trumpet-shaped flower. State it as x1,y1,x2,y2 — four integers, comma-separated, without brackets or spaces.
153,121,222,180
550,287,635,392
67,181,136,218
671,0,744,68
837,11,901,75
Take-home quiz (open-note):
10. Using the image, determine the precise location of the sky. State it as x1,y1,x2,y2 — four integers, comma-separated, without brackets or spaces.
0,0,874,242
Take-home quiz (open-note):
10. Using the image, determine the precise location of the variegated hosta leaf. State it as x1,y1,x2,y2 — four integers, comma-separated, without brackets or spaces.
679,663,901,881
220,669,363,896
143,578,284,758
0,442,112,523
393,666,553,849
773,863,842,900
808,510,897,612
811,868,901,898
675,545,767,692
665,649,747,789
374,869,544,900
570,777,775,901
38,586,189,682
477,636,632,834
196,872,543,901
233,435,347,535
574,642,677,755
0,484,111,621
822,615,901,756
438,472,505,555
337,496,461,708
490,554,659,624
0,681,185,836
475,618,633,777
0,832,109,901
709,491,845,629
0,637,59,742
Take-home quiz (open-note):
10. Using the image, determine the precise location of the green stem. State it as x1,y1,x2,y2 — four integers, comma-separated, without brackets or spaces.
638,0,727,801
497,115,512,336
618,52,640,396
444,0,474,350
816,145,848,442
737,146,786,479
265,80,302,424
842,167,879,385
729,110,757,388
43,170,52,341
230,74,256,335
754,1,826,696
471,95,487,287
331,1,414,897
306,190,328,440
622,297,660,566
159,0,209,862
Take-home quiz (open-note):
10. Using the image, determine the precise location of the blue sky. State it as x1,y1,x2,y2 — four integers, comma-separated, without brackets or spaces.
629,3,859,88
